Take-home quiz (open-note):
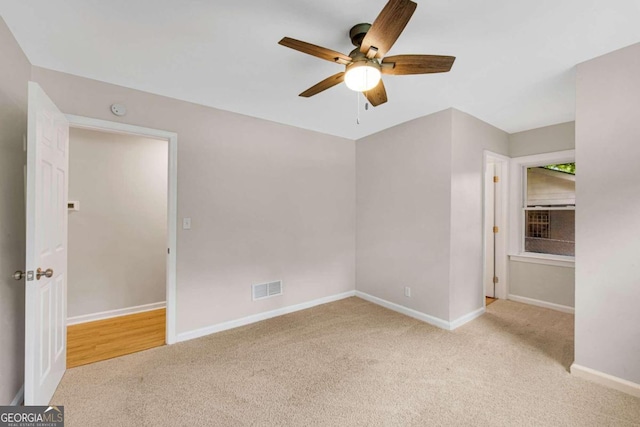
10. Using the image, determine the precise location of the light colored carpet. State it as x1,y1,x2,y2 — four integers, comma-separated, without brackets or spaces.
52,297,640,426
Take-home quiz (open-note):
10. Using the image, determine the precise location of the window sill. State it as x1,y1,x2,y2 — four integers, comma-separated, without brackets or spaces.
509,253,575,268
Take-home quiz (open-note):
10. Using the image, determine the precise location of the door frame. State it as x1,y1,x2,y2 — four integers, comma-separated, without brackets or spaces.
483,150,509,302
65,114,178,344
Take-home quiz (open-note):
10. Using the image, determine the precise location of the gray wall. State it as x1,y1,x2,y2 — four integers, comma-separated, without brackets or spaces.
507,121,576,308
356,109,508,323
356,110,453,320
574,42,640,384
0,17,30,405
450,110,509,320
30,66,356,334
68,128,167,318
509,121,575,157
509,261,575,307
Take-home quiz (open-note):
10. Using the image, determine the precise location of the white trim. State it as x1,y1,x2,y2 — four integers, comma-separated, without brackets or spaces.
65,114,175,140
571,364,640,398
509,254,574,268
510,149,576,168
508,294,574,314
166,127,178,345
450,307,486,330
525,206,575,211
66,302,166,326
11,385,24,406
356,291,450,329
355,291,485,331
483,151,510,300
483,151,511,162
65,114,178,345
176,291,356,343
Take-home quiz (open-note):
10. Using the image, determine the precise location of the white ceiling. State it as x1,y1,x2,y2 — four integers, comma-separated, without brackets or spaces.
2,0,640,140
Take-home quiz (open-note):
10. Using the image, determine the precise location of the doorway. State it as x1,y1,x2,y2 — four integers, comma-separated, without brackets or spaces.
65,126,170,367
23,83,177,405
65,115,178,346
483,151,509,302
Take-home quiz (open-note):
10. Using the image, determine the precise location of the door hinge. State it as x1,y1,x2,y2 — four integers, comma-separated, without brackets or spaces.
493,276,499,284
493,176,499,183
493,226,499,233
167,248,170,254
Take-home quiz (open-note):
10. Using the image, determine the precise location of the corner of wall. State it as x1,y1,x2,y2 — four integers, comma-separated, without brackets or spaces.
0,16,31,405
448,109,509,322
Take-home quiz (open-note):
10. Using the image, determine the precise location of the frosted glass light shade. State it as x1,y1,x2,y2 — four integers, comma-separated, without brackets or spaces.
344,63,381,92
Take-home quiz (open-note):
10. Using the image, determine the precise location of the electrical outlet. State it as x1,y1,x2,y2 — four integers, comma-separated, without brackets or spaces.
404,286,411,297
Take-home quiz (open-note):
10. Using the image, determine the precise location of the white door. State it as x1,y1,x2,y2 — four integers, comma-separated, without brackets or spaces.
484,162,496,298
24,82,69,405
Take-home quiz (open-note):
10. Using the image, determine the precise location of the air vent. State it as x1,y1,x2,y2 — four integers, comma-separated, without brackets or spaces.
252,280,283,301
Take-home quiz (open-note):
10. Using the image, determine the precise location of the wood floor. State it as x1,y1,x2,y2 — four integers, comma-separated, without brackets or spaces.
486,297,497,306
67,308,166,368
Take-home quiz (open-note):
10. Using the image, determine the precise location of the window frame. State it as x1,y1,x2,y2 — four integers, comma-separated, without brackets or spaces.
509,150,575,268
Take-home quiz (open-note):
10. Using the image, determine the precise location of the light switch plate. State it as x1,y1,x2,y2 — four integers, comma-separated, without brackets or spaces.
182,218,191,230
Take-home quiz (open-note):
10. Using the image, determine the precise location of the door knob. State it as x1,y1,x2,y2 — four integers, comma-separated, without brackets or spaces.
36,268,53,280
12,271,25,280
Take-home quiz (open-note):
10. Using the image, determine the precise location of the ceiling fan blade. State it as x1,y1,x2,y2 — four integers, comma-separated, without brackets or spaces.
360,0,417,59
299,72,346,97
365,80,388,106
382,55,456,75
279,37,352,64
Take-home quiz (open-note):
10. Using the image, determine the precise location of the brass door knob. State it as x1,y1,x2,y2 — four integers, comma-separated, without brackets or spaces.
36,268,53,280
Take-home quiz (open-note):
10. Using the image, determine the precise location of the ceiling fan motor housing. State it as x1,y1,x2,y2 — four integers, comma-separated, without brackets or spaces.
349,23,372,47
347,51,381,69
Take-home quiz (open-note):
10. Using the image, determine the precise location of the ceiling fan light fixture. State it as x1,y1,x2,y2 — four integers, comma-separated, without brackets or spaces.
344,61,381,92
279,0,454,106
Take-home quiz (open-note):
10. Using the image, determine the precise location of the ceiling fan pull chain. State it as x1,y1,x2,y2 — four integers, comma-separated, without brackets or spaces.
356,91,361,124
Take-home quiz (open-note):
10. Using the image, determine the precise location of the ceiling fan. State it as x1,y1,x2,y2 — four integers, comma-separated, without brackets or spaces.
278,0,455,107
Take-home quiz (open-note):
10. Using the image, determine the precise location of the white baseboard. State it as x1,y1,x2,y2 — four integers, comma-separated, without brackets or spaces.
571,364,640,398
450,306,486,330
355,291,451,330
10,384,24,406
507,294,574,314
355,291,484,331
176,291,356,343
67,301,166,325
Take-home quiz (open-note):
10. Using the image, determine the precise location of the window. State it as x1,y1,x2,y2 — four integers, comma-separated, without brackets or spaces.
509,150,575,264
526,210,549,238
524,163,575,256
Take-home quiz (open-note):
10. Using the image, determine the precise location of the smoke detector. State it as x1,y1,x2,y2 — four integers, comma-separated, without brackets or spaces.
111,104,127,116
